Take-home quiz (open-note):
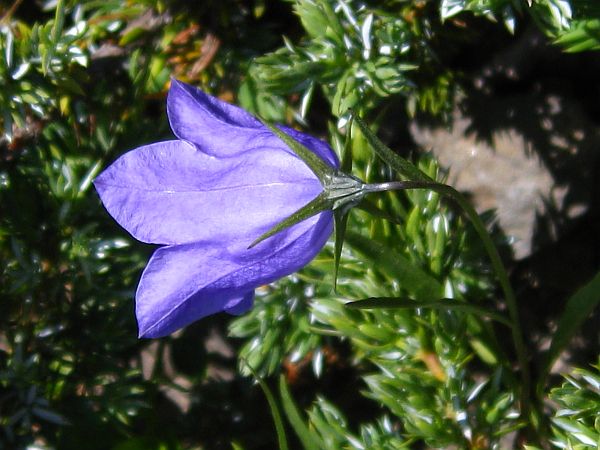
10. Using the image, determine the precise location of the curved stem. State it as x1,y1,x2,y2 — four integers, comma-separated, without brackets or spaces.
365,181,531,417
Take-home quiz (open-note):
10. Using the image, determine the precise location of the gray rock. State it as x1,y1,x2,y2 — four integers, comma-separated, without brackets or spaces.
410,92,599,259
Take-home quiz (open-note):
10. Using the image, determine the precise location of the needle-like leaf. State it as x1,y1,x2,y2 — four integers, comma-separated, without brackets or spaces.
345,297,512,327
341,115,354,173
345,231,443,300
356,198,403,225
279,375,323,450
241,359,289,450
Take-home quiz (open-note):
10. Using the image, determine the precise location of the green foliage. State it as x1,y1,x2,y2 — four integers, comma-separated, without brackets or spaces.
551,1,600,51
233,154,520,448
441,0,600,51
555,18,600,51
0,8,87,143
307,397,408,449
0,0,286,448
440,0,523,32
230,278,326,377
250,0,427,117
546,362,600,449
233,3,600,447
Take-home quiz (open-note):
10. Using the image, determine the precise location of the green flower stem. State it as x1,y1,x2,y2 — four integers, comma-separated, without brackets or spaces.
365,181,532,418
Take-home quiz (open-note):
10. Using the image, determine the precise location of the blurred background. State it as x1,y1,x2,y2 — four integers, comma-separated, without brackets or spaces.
1,1,599,449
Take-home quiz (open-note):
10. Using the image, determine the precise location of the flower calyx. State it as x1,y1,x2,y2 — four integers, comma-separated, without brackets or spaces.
322,170,366,212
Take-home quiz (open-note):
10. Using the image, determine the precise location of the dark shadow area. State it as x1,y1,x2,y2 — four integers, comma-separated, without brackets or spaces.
126,316,382,450
409,24,600,373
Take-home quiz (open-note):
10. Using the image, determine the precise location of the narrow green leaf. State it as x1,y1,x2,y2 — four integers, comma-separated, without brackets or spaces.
4,29,14,68
278,375,322,450
3,110,13,141
555,19,600,52
50,0,66,44
356,198,403,225
333,210,349,290
300,82,315,118
352,113,432,183
344,231,442,300
345,297,512,327
440,0,465,20
248,192,331,249
539,270,600,390
260,119,335,182
119,26,148,46
318,0,345,45
77,161,102,197
341,115,353,173
54,77,85,96
470,338,499,365
44,0,65,73
241,360,288,450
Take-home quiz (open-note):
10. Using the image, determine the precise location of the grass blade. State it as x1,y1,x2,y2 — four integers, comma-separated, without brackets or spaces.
345,297,512,327
242,360,289,450
278,375,322,450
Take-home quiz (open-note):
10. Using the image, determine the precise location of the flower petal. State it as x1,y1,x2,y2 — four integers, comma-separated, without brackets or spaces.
167,79,263,156
94,140,323,246
223,292,254,315
136,212,332,338
167,79,339,168
279,125,339,168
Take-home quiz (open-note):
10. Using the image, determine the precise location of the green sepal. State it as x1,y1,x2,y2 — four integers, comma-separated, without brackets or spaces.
248,192,331,249
248,173,367,248
352,112,433,183
260,119,336,183
252,118,366,249
345,297,512,327
332,209,349,291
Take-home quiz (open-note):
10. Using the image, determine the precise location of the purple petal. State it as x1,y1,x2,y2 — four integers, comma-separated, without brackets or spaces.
94,140,323,246
167,79,339,168
135,212,332,338
167,79,263,156
279,125,339,169
223,292,254,315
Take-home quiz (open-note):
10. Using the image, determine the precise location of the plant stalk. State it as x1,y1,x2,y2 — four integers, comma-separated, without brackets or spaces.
365,180,532,419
